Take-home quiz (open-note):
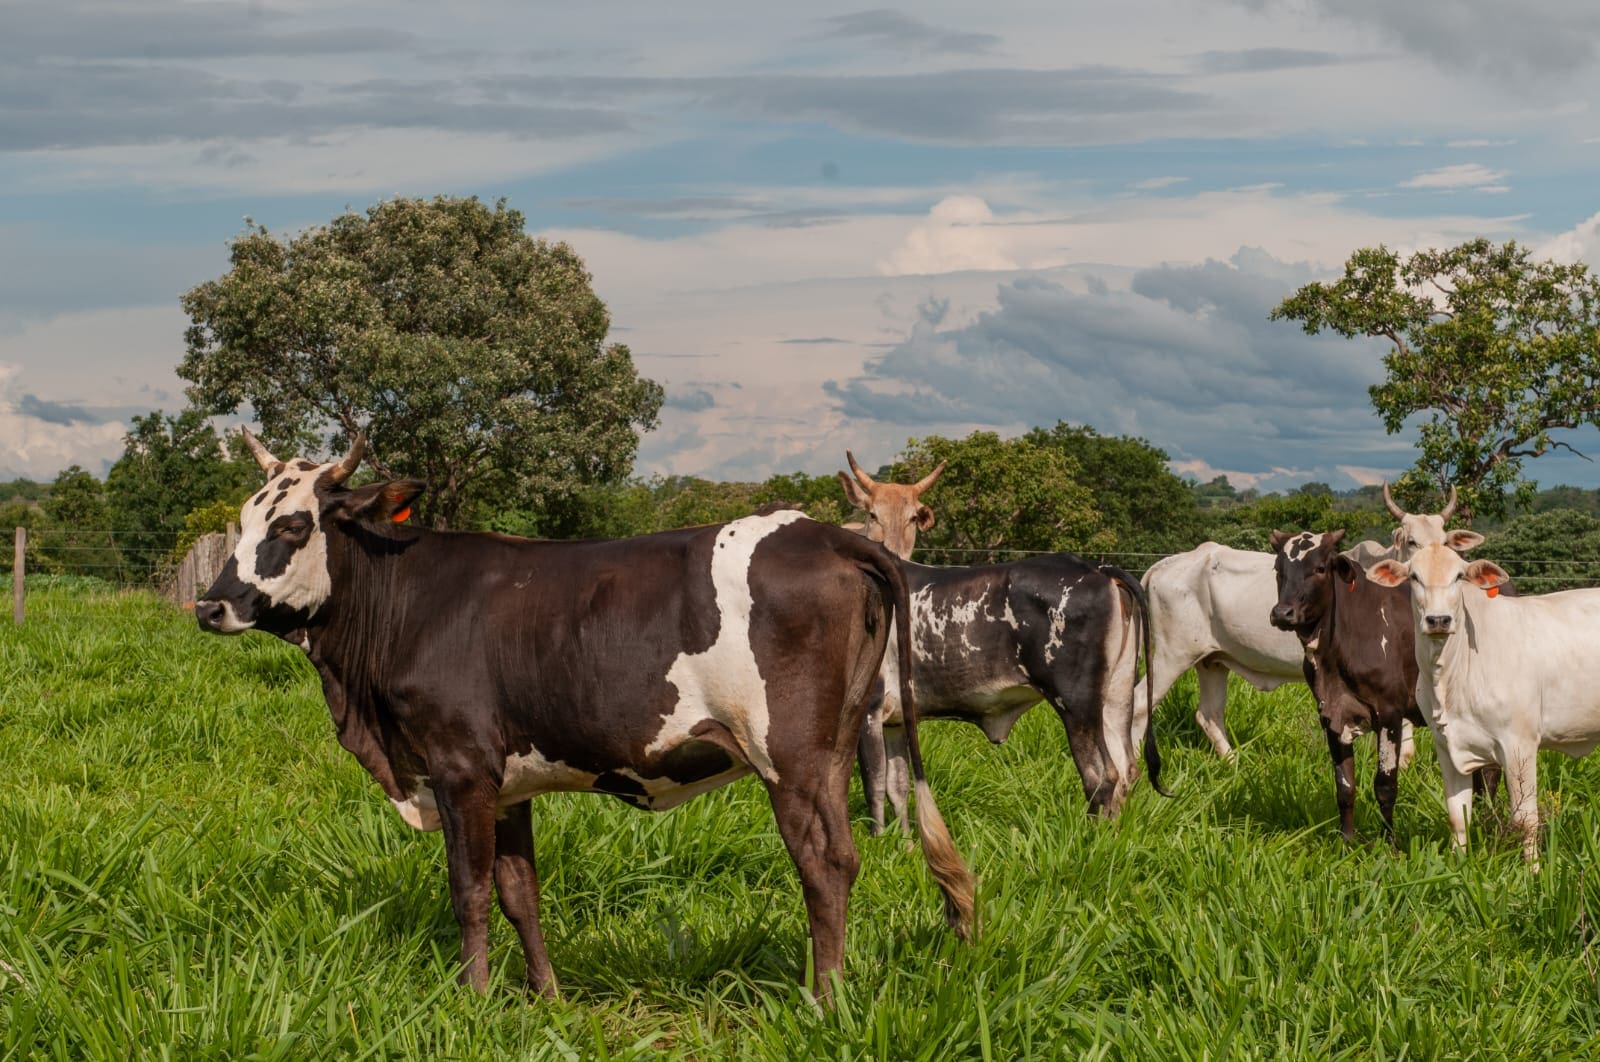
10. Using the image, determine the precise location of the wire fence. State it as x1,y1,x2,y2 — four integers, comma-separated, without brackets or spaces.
10,525,1600,626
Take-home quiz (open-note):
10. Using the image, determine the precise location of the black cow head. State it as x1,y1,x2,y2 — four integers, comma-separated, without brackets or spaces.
195,429,423,639
1269,529,1349,633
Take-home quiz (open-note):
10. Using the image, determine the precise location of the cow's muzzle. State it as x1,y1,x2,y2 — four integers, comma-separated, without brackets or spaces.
1269,604,1299,630
195,599,248,634
1423,613,1454,637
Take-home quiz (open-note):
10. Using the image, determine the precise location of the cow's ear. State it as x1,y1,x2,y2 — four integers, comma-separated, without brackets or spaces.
1366,559,1409,587
1465,559,1510,590
915,504,936,531
1446,530,1485,553
1269,530,1293,553
837,470,871,511
1331,554,1361,584
330,479,426,524
1325,528,1346,548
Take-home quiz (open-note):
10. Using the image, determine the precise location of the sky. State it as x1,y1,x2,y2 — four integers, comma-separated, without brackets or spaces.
3,0,1600,492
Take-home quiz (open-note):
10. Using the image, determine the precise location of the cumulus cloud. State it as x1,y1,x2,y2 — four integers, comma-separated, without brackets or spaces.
1537,210,1600,266
0,366,127,480
878,196,1032,275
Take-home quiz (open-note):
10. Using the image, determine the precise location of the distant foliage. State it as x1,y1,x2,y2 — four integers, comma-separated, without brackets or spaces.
1481,509,1600,593
1025,422,1202,554
104,410,260,577
887,431,1113,563
42,466,124,579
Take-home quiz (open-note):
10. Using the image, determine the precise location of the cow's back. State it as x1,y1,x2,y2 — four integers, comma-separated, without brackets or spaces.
1144,543,1302,678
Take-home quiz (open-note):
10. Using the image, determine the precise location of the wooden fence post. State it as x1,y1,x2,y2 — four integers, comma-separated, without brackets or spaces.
12,527,23,626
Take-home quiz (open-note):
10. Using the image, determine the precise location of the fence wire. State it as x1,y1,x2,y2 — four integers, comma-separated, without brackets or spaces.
10,526,1600,625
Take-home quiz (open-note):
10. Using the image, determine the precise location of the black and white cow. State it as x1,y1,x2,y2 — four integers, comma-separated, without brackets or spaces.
861,556,1160,831
835,455,1159,831
196,431,975,998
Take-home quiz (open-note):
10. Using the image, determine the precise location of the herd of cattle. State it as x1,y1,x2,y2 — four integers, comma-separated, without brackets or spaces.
192,433,1600,999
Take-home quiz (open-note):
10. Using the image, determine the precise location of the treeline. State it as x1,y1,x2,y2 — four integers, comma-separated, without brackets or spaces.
8,417,1600,588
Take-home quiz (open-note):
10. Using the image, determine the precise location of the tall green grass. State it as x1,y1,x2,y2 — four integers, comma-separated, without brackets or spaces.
4,578,1600,1058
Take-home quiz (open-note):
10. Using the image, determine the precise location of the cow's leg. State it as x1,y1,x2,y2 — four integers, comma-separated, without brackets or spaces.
1434,738,1474,852
1473,765,1504,803
1322,722,1357,841
883,724,911,833
1503,745,1541,866
1374,719,1402,841
493,801,558,998
1053,698,1120,817
434,777,500,993
765,766,860,997
857,702,889,836
1194,661,1234,759
1399,719,1417,770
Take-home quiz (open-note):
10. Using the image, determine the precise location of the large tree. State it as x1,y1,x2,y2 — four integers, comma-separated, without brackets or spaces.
180,196,664,529
1272,239,1600,521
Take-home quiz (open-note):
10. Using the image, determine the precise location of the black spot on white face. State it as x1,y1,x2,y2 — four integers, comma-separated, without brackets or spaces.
254,510,314,579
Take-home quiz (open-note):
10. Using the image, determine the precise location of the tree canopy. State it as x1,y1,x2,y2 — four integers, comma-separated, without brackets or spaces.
1272,239,1600,522
180,196,664,529
1025,422,1202,553
885,431,1112,563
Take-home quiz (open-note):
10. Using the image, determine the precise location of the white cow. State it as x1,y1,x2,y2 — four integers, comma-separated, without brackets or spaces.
1364,543,1599,863
1133,538,1412,764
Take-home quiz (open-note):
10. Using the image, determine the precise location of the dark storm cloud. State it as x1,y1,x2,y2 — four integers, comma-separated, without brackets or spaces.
819,10,1001,55
664,388,717,412
18,394,103,426
825,249,1412,474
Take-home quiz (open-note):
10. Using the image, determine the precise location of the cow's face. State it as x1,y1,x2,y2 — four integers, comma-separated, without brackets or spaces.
1269,529,1346,632
1367,548,1509,639
837,450,944,560
1382,480,1483,561
196,431,421,639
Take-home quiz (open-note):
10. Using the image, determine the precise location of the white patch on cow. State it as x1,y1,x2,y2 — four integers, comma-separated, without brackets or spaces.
500,747,599,806
1002,597,1019,630
233,463,337,614
1338,722,1366,743
654,510,808,781
1377,729,1399,773
1380,634,1389,655
615,763,752,811
1044,585,1073,664
391,781,441,831
1287,532,1324,562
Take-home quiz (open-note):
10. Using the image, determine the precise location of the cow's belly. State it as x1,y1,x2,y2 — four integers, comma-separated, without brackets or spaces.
387,738,752,830
888,677,1043,743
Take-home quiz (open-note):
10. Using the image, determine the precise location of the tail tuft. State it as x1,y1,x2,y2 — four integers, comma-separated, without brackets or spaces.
915,780,976,940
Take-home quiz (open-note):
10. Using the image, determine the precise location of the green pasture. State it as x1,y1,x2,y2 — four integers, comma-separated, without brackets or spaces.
3,577,1600,1059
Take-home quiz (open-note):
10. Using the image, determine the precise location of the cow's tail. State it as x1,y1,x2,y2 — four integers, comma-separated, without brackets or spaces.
851,538,976,942
1099,563,1170,798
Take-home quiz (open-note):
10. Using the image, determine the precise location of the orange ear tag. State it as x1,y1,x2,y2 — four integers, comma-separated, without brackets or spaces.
1486,585,1499,598
392,506,411,524
1348,580,1357,592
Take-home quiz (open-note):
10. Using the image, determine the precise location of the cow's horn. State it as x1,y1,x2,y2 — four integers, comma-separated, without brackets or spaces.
846,450,878,490
913,459,947,495
326,432,366,485
240,427,278,473
1440,485,1458,522
1381,481,1406,519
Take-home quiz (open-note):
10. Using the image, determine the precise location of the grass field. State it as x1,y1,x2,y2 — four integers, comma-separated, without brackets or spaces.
4,577,1600,1059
